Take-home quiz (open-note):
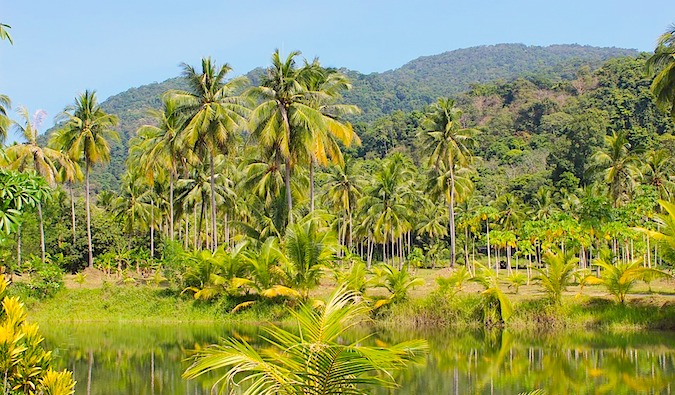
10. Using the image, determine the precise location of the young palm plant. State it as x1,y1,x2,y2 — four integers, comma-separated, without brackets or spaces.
183,286,428,395
470,263,514,326
584,258,671,304
371,263,424,308
533,249,579,305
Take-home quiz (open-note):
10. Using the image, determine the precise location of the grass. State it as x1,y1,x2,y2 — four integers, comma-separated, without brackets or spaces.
18,267,675,332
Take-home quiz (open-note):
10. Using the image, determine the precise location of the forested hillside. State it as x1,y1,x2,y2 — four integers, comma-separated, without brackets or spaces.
351,54,675,202
80,44,637,191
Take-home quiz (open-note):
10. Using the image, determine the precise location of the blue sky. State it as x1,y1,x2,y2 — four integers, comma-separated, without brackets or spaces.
0,0,672,141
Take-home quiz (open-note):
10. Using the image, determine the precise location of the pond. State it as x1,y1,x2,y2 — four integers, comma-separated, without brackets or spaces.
40,323,675,394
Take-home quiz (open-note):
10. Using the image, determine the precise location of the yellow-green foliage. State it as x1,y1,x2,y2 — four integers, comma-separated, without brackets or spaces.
0,275,75,395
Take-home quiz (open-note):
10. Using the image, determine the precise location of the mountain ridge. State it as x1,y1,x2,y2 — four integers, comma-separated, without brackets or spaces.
79,43,640,190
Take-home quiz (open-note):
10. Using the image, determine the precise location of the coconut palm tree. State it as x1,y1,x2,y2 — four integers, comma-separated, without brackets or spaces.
418,98,477,267
534,248,579,305
0,23,11,44
638,200,675,266
55,90,119,268
49,127,83,246
646,24,675,119
360,154,413,267
589,130,640,207
136,96,189,242
642,149,675,201
183,286,428,395
323,157,364,251
5,107,73,263
0,94,11,144
171,57,249,251
283,213,338,299
302,62,360,213
585,257,670,304
250,50,354,224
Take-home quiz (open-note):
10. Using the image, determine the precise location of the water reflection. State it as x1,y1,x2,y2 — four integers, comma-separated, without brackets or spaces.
39,323,675,394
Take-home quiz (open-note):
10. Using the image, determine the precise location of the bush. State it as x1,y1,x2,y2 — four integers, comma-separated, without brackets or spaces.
24,257,65,299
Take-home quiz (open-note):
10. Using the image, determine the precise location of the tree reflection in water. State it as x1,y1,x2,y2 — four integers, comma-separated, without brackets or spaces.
39,323,674,394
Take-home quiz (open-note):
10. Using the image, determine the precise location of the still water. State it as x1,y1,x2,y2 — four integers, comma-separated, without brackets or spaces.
40,323,675,394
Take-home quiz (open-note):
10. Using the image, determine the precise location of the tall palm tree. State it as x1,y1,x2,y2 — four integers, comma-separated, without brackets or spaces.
323,157,363,250
49,127,84,246
250,50,349,224
0,23,12,145
55,90,119,268
136,96,189,242
0,23,12,44
361,154,414,266
646,24,675,119
0,94,11,144
171,57,249,251
642,149,675,201
418,98,477,267
302,62,360,212
5,107,73,263
589,130,640,207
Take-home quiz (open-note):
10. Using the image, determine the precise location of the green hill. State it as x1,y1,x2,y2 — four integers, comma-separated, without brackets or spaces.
77,43,639,191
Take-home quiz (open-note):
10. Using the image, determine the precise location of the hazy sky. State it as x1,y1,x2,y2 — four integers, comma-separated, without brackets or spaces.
0,0,672,140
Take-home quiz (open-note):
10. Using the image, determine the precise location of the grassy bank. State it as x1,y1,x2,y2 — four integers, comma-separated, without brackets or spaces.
23,285,291,324
22,278,675,332
379,292,675,332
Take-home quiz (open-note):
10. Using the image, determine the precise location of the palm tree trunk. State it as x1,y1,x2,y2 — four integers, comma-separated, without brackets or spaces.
169,171,174,241
225,211,230,247
284,157,293,223
646,235,651,268
348,209,353,252
449,164,456,268
150,198,155,260
309,155,315,214
486,218,491,269
279,103,294,224
210,151,218,251
464,226,470,268
70,182,76,245
38,200,46,264
85,161,94,268
193,205,198,250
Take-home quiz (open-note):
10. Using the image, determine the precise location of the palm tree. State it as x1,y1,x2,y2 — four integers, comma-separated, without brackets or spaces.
302,62,360,213
250,50,353,224
137,96,189,242
642,149,675,201
638,200,675,266
534,248,579,305
5,107,73,263
585,258,670,304
589,130,640,207
49,127,83,246
0,23,12,44
323,157,363,251
183,286,428,395
360,154,413,267
171,57,249,251
55,90,119,268
283,214,338,299
0,94,11,144
418,98,477,267
646,24,675,119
